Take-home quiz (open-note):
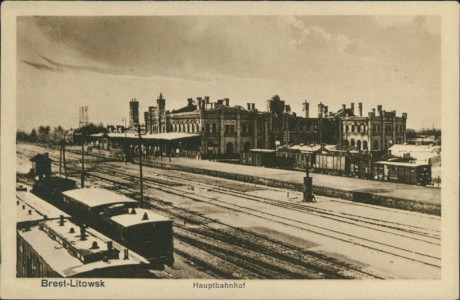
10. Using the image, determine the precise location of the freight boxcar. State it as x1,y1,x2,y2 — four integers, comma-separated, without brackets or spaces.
372,161,431,186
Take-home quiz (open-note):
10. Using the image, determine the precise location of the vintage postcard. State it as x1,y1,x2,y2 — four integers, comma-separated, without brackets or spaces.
1,1,458,299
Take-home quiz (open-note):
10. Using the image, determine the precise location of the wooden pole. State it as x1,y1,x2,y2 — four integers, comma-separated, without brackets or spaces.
138,126,144,206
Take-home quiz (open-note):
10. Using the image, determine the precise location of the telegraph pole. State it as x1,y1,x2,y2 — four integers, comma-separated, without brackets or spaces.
138,126,144,206
81,133,85,188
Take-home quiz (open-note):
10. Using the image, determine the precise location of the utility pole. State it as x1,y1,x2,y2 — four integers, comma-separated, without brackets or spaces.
63,140,68,179
122,117,128,165
138,126,144,206
81,133,85,188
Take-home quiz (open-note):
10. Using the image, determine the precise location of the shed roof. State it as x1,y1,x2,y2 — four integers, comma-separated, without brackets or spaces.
62,188,137,208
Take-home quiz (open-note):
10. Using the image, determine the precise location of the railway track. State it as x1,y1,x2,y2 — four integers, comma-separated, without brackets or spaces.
90,163,441,267
17,145,440,278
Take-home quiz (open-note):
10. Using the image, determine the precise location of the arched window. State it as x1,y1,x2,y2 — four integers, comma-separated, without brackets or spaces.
248,123,253,132
356,140,361,150
187,124,190,132
206,123,210,133
363,140,368,150
243,142,251,152
242,124,247,133
373,140,379,150
350,139,355,147
346,125,349,133
357,125,361,133
351,125,355,132
212,123,217,133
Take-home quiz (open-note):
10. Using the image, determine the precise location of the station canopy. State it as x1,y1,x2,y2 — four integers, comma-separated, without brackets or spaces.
91,132,200,142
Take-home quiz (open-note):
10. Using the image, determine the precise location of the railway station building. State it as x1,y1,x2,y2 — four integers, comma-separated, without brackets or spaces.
99,94,406,159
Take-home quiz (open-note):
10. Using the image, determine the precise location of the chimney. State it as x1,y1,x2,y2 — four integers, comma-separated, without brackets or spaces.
351,103,355,115
80,225,87,241
377,105,382,116
124,248,129,260
107,241,113,252
224,98,229,106
90,241,99,249
324,106,328,115
252,103,255,111
205,96,210,104
59,215,65,226
358,102,363,117
318,103,323,118
247,103,251,111
402,112,407,119
187,98,193,106
69,227,75,234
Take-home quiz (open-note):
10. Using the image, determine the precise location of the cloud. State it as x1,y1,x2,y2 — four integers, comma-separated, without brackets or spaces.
21,60,62,72
284,16,375,57
22,52,213,83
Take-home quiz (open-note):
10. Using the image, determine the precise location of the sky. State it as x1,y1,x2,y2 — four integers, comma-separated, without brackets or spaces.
17,15,441,131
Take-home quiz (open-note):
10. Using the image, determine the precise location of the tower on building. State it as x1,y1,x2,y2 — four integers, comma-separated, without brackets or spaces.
129,98,139,130
79,106,89,128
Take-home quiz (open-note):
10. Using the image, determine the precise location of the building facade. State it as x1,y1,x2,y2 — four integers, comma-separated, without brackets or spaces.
339,104,407,151
119,94,406,157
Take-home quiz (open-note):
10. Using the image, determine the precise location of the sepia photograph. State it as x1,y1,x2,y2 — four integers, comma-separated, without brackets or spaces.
1,1,459,299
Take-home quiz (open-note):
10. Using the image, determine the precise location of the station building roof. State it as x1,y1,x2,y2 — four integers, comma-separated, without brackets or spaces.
62,188,137,209
91,132,200,141
18,219,148,277
110,208,170,228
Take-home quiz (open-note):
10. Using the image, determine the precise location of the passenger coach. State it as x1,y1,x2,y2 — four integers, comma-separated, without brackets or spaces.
61,188,174,268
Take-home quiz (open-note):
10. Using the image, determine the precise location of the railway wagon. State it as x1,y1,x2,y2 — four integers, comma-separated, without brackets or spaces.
348,154,373,179
61,188,174,269
314,152,350,176
16,189,153,278
373,161,431,186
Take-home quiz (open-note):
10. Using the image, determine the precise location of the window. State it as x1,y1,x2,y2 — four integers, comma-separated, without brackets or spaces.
363,140,368,150
373,140,379,150
206,123,210,133
212,123,217,133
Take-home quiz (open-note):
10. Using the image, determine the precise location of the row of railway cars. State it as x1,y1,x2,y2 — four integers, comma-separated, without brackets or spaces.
16,187,157,278
29,176,174,271
241,147,432,186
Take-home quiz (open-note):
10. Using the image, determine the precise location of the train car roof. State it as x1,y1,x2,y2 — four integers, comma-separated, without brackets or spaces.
110,208,171,228
373,161,429,167
62,188,137,208
18,219,149,277
17,189,70,221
